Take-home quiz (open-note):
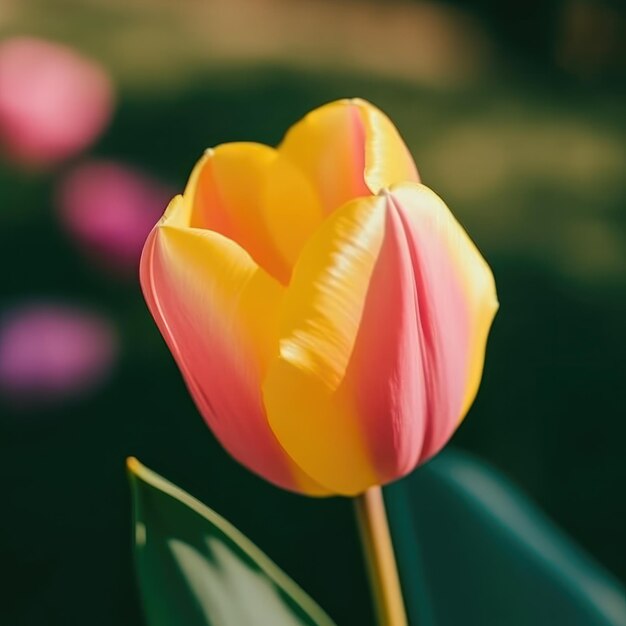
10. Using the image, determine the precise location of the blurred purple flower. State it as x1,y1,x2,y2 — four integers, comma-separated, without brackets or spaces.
0,304,118,407
0,37,114,167
57,160,172,274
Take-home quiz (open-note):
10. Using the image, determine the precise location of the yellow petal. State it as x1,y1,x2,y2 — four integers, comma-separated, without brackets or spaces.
278,99,419,216
262,194,389,495
185,143,322,284
356,98,420,193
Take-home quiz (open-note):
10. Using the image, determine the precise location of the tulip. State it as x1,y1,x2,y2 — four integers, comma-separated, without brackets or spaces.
0,304,117,407
0,37,114,167
57,160,173,275
140,99,498,497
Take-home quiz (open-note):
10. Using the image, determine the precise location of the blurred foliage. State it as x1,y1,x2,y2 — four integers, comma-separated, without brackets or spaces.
387,451,626,626
1,1,625,625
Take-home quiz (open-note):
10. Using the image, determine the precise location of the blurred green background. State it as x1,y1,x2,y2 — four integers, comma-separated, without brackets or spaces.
1,0,624,624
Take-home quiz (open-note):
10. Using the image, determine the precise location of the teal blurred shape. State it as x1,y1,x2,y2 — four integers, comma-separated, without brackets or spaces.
128,458,337,626
385,451,626,626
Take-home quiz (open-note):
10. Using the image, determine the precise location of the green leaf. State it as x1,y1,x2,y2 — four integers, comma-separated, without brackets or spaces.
127,458,337,626
384,451,626,626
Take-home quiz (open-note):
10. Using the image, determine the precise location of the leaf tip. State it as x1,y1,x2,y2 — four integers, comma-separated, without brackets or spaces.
126,456,142,476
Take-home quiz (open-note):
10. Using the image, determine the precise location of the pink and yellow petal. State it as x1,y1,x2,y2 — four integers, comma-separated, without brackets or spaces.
278,99,419,216
339,187,476,480
140,198,327,495
337,198,429,484
384,183,498,461
262,186,496,494
262,195,390,495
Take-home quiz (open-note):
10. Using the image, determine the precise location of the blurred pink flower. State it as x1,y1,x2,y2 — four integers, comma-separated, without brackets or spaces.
0,37,114,167
57,160,172,274
0,304,118,406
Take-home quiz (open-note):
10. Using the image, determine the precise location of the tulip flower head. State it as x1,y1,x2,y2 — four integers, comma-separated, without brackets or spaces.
57,160,173,274
0,304,117,407
0,37,113,167
140,99,498,496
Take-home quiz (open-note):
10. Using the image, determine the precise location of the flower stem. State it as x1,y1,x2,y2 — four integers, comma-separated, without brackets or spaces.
354,487,408,626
